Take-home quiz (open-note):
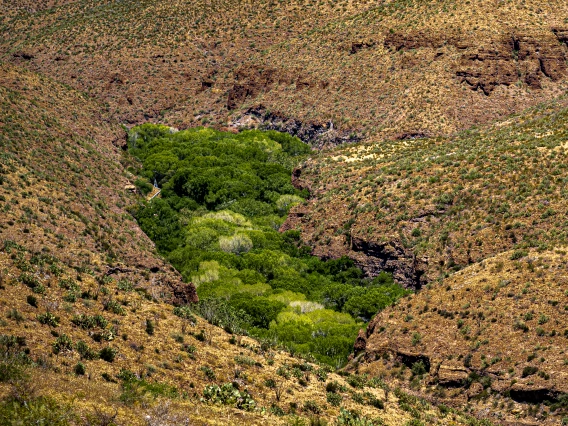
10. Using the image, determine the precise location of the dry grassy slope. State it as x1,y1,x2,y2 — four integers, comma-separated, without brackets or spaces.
226,0,568,142
0,0,374,129
0,242,481,426
0,62,194,306
353,249,568,425
284,96,568,288
2,0,568,143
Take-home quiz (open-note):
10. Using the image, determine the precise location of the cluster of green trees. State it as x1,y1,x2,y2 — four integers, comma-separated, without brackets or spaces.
128,124,409,365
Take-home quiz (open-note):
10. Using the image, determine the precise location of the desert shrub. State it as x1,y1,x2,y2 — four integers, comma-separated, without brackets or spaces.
102,299,125,315
202,383,256,411
74,362,86,375
145,319,155,335
71,314,107,329
26,295,37,307
75,341,99,360
52,334,73,354
200,366,216,380
411,361,427,377
522,366,538,377
37,312,60,327
117,279,134,292
99,346,117,362
327,392,342,406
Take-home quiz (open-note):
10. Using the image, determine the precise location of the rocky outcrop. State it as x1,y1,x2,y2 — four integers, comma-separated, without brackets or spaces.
171,281,199,306
351,237,428,289
456,32,568,94
230,106,360,147
384,29,568,95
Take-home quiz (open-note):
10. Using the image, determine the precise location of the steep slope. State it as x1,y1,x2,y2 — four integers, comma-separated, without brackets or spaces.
2,1,568,143
0,62,195,312
352,249,568,425
284,96,568,288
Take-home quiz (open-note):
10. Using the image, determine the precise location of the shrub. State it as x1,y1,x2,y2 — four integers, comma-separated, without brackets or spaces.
52,334,73,354
145,319,155,335
411,361,427,377
202,383,256,411
37,312,59,327
102,299,125,315
75,341,99,360
327,392,342,406
522,366,538,377
71,314,107,329
303,400,321,414
411,332,422,346
99,347,117,362
117,279,134,292
74,362,86,375
200,366,216,380
26,295,37,307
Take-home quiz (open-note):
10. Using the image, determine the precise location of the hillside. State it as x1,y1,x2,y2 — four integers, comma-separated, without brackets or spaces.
0,62,488,425
1,1,568,425
284,96,568,288
1,1,568,143
353,249,568,425
281,92,568,425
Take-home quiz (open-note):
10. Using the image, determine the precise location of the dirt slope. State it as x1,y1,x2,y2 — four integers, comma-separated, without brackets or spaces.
284,96,568,288
351,249,568,425
0,62,195,306
2,1,568,143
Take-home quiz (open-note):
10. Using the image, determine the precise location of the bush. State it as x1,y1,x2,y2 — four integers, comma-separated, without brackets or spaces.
99,346,117,362
327,392,342,406
75,341,99,360
74,362,86,375
52,335,73,354
71,314,107,329
522,366,538,377
102,299,125,315
37,312,60,327
145,319,155,335
202,383,256,411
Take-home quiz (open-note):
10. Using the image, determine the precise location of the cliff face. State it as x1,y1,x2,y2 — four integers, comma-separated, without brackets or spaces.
0,63,197,305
